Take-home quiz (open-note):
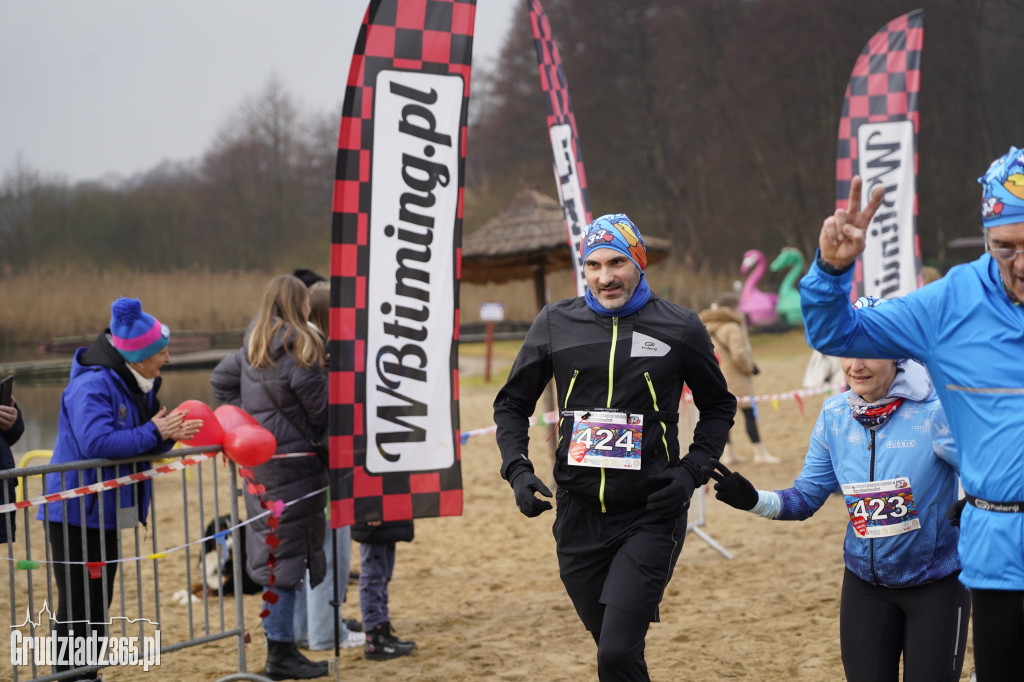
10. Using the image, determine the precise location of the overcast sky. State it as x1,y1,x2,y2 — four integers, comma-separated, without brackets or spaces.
0,1,516,184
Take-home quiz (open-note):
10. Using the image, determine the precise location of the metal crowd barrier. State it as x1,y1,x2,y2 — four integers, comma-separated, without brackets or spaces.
1,446,271,681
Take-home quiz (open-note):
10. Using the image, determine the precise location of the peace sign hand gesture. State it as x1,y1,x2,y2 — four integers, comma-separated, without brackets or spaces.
700,459,759,511
819,175,886,270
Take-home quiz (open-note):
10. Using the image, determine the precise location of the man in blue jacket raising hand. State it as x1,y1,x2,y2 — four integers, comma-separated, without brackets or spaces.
800,147,1024,681
494,213,735,681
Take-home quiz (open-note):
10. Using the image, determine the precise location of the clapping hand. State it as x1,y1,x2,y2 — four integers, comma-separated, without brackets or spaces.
701,459,759,511
150,407,204,442
819,175,886,270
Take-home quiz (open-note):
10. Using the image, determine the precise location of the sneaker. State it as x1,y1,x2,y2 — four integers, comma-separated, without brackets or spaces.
364,622,415,661
339,630,366,650
344,617,363,633
719,444,747,466
304,629,366,651
753,444,781,464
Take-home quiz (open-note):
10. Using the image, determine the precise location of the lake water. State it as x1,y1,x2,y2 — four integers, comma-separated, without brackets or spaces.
7,367,219,460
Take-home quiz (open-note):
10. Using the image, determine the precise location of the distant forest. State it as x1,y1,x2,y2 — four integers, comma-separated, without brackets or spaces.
3,0,1023,277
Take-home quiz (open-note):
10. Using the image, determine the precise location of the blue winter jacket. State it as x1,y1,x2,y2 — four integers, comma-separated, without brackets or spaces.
774,360,960,587
801,253,1024,590
37,334,173,530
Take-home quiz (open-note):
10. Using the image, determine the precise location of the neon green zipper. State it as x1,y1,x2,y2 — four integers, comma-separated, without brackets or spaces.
557,369,580,447
644,371,670,461
599,318,620,512
607,318,618,405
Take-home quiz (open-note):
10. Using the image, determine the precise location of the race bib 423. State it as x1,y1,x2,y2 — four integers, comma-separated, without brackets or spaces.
841,477,919,538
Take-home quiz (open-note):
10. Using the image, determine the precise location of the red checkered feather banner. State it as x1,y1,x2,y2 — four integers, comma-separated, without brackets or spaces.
328,0,474,528
836,8,924,300
530,0,592,297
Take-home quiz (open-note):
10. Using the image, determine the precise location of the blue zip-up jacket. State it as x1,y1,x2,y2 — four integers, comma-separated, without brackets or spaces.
801,253,1024,590
772,360,960,587
37,333,173,530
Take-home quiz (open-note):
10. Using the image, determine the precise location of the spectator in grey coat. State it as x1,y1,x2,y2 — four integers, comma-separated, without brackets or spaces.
211,274,330,681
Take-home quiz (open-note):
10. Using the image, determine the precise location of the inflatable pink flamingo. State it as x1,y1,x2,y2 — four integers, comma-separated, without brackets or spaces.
738,249,779,326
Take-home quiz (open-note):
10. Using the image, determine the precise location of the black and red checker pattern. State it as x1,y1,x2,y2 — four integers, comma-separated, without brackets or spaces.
530,0,592,287
836,8,923,299
328,0,474,528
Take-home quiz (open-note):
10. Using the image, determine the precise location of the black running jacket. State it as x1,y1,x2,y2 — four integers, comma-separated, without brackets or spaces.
494,294,736,512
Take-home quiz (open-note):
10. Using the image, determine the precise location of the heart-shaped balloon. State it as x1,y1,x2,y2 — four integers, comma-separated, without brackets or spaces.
171,400,224,447
214,404,259,435
224,423,276,467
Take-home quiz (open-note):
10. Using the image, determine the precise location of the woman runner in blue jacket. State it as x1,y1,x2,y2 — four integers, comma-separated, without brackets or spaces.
705,297,969,682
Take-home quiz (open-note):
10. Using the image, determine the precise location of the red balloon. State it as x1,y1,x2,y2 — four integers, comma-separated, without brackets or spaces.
213,404,259,435
223,424,276,467
171,399,224,447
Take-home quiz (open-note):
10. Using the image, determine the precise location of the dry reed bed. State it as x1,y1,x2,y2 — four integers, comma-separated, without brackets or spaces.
1,260,734,346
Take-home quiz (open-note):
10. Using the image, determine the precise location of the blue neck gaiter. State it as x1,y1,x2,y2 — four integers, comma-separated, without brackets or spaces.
584,275,651,317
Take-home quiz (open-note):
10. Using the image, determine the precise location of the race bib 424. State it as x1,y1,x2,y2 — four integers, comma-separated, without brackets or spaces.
567,410,642,470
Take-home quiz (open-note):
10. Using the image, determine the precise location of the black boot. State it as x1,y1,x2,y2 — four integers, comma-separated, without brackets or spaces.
265,639,329,680
382,621,416,649
364,622,416,661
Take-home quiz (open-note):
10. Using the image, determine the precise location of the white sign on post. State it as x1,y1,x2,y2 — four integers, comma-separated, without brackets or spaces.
479,302,505,322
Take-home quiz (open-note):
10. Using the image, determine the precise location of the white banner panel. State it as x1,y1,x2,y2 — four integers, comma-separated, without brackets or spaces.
858,120,917,299
366,70,461,474
549,122,588,295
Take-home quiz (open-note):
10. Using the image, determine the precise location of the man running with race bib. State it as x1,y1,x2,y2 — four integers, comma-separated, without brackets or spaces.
493,213,736,681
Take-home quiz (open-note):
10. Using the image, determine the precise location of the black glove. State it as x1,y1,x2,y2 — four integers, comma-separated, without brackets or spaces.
509,469,553,517
645,466,697,518
946,497,968,527
701,459,759,511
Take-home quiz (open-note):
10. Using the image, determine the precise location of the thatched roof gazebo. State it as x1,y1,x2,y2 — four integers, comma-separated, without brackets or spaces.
462,188,671,312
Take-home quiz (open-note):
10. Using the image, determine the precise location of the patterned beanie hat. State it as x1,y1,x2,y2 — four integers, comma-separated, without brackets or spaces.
978,146,1024,228
580,213,648,270
110,297,170,363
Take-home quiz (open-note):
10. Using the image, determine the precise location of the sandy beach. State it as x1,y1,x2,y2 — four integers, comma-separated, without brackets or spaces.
9,329,974,681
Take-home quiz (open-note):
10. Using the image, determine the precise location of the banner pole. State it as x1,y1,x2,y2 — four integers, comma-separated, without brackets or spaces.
484,322,494,384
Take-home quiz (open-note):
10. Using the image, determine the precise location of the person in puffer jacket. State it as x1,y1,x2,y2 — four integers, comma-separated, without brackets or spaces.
210,274,329,681
699,291,779,465
706,297,969,682
40,297,202,680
